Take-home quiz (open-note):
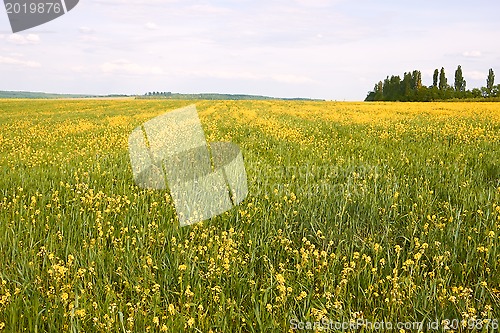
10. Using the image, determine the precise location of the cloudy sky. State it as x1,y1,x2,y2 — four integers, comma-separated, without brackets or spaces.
1,0,499,100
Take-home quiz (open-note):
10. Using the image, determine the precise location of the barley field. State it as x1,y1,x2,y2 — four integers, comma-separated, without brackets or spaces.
0,99,499,332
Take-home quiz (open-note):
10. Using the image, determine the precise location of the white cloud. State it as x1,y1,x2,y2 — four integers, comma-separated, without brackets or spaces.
181,69,314,84
79,26,95,34
71,65,90,73
7,34,40,45
144,22,159,30
101,59,164,75
271,74,315,84
79,35,101,42
2,0,500,99
462,50,482,58
464,70,486,80
0,56,41,68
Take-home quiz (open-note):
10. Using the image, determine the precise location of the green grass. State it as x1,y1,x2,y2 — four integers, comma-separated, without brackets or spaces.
0,99,499,332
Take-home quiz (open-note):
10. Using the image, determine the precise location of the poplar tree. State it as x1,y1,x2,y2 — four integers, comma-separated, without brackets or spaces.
439,67,447,90
433,69,439,87
454,65,466,92
487,68,495,96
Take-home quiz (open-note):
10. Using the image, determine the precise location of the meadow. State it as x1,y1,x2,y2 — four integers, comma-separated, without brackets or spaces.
0,99,499,332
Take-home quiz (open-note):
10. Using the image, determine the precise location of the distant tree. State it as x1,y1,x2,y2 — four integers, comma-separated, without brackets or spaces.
386,75,402,100
471,88,482,98
365,81,384,101
492,84,500,97
376,81,383,96
382,76,390,100
412,70,422,90
439,67,447,91
481,87,489,97
364,66,498,102
454,65,466,92
487,68,495,96
402,72,412,100
433,69,439,87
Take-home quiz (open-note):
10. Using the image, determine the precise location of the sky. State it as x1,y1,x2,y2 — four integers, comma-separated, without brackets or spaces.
1,0,499,100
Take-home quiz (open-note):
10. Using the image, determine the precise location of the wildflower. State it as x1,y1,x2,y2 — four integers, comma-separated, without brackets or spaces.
296,291,307,301
74,309,86,318
185,285,194,297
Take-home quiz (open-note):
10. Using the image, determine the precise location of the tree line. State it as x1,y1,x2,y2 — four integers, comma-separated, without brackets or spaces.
139,92,323,101
365,66,499,101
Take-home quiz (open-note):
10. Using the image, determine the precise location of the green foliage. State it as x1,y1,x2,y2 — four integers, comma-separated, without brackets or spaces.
366,66,500,102
487,69,495,96
433,69,439,88
454,65,466,94
439,67,448,91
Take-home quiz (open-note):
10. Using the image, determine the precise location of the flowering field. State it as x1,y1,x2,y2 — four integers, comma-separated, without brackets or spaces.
0,99,499,332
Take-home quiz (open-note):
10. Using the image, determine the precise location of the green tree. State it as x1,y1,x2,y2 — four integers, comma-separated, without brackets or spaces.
454,65,466,92
487,68,495,96
433,69,439,87
412,70,422,90
402,72,412,100
439,67,447,91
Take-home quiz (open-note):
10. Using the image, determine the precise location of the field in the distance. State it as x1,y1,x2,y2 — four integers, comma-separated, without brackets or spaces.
0,100,499,332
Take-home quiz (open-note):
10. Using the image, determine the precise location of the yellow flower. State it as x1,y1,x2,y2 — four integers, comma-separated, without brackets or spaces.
168,304,176,315
185,285,194,297
74,309,86,318
296,291,307,301
178,264,187,272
